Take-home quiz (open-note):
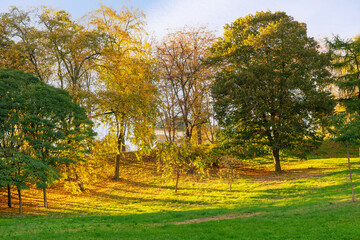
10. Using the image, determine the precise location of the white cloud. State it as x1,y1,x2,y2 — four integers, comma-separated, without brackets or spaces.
144,0,360,40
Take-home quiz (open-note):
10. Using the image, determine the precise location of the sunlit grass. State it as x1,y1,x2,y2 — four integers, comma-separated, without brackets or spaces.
1,154,359,216
1,144,360,239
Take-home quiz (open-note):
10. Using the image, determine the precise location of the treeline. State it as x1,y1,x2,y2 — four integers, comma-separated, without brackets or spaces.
1,5,360,213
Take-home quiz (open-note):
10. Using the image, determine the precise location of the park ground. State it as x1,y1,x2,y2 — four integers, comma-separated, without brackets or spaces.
1,142,360,239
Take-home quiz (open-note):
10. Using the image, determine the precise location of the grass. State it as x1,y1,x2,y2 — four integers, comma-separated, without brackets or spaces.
1,142,360,239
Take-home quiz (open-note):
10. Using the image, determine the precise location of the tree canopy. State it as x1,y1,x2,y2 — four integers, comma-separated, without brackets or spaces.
210,11,335,172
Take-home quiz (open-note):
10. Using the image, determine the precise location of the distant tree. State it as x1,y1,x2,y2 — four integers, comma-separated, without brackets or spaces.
1,7,103,112
0,69,94,213
155,26,215,145
1,7,52,82
209,11,335,172
39,7,102,107
0,14,28,71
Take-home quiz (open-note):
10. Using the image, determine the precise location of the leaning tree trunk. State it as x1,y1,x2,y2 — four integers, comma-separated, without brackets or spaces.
17,187,22,215
272,148,281,172
7,185,12,208
347,145,355,202
43,187,48,208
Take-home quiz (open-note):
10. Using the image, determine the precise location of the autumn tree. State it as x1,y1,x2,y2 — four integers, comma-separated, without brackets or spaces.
38,7,102,108
210,11,335,172
0,14,28,71
1,7,52,82
155,26,215,145
90,5,157,180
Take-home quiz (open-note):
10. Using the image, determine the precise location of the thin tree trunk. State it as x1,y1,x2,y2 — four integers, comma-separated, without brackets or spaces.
114,154,120,180
17,187,22,215
272,148,281,172
175,166,180,193
7,185,11,208
43,187,48,208
229,172,233,192
114,132,126,180
347,145,355,202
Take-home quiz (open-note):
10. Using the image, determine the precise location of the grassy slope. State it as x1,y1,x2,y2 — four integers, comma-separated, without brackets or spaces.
1,142,360,239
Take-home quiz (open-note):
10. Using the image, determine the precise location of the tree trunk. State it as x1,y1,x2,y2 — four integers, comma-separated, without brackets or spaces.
175,166,180,193
43,187,48,208
7,185,11,208
272,148,281,172
114,133,126,180
347,145,355,202
17,187,22,215
114,154,120,180
197,126,202,145
75,174,85,191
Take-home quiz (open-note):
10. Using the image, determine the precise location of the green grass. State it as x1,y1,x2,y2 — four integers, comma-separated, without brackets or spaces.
1,147,360,239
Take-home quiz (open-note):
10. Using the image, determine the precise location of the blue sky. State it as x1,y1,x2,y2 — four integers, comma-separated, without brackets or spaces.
1,0,359,40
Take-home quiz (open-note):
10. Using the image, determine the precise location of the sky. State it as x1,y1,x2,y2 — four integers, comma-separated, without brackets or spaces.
0,0,359,40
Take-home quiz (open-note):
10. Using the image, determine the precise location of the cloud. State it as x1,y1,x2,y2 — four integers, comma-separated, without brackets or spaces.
145,0,360,40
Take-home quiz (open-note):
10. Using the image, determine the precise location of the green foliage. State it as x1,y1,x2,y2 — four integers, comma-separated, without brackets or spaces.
209,11,335,171
327,35,360,147
328,35,360,113
0,69,95,199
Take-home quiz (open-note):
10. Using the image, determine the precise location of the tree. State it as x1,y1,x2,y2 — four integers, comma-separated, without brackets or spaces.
209,11,335,172
328,35,360,113
0,14,28,71
1,7,52,82
328,35,360,202
332,114,359,202
155,26,215,145
0,69,94,213
0,69,41,214
39,7,102,108
1,7,103,112
90,5,157,180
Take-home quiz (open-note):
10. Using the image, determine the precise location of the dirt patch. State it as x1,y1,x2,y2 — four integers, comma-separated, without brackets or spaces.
149,212,263,226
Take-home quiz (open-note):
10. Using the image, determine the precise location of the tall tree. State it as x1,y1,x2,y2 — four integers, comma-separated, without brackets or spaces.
155,26,215,144
39,7,102,107
210,11,334,172
90,5,157,180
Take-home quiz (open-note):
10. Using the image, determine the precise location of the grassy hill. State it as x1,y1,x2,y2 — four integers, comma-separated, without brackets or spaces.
1,142,360,239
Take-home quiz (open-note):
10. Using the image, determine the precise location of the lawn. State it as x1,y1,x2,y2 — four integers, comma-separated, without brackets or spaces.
1,144,360,239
